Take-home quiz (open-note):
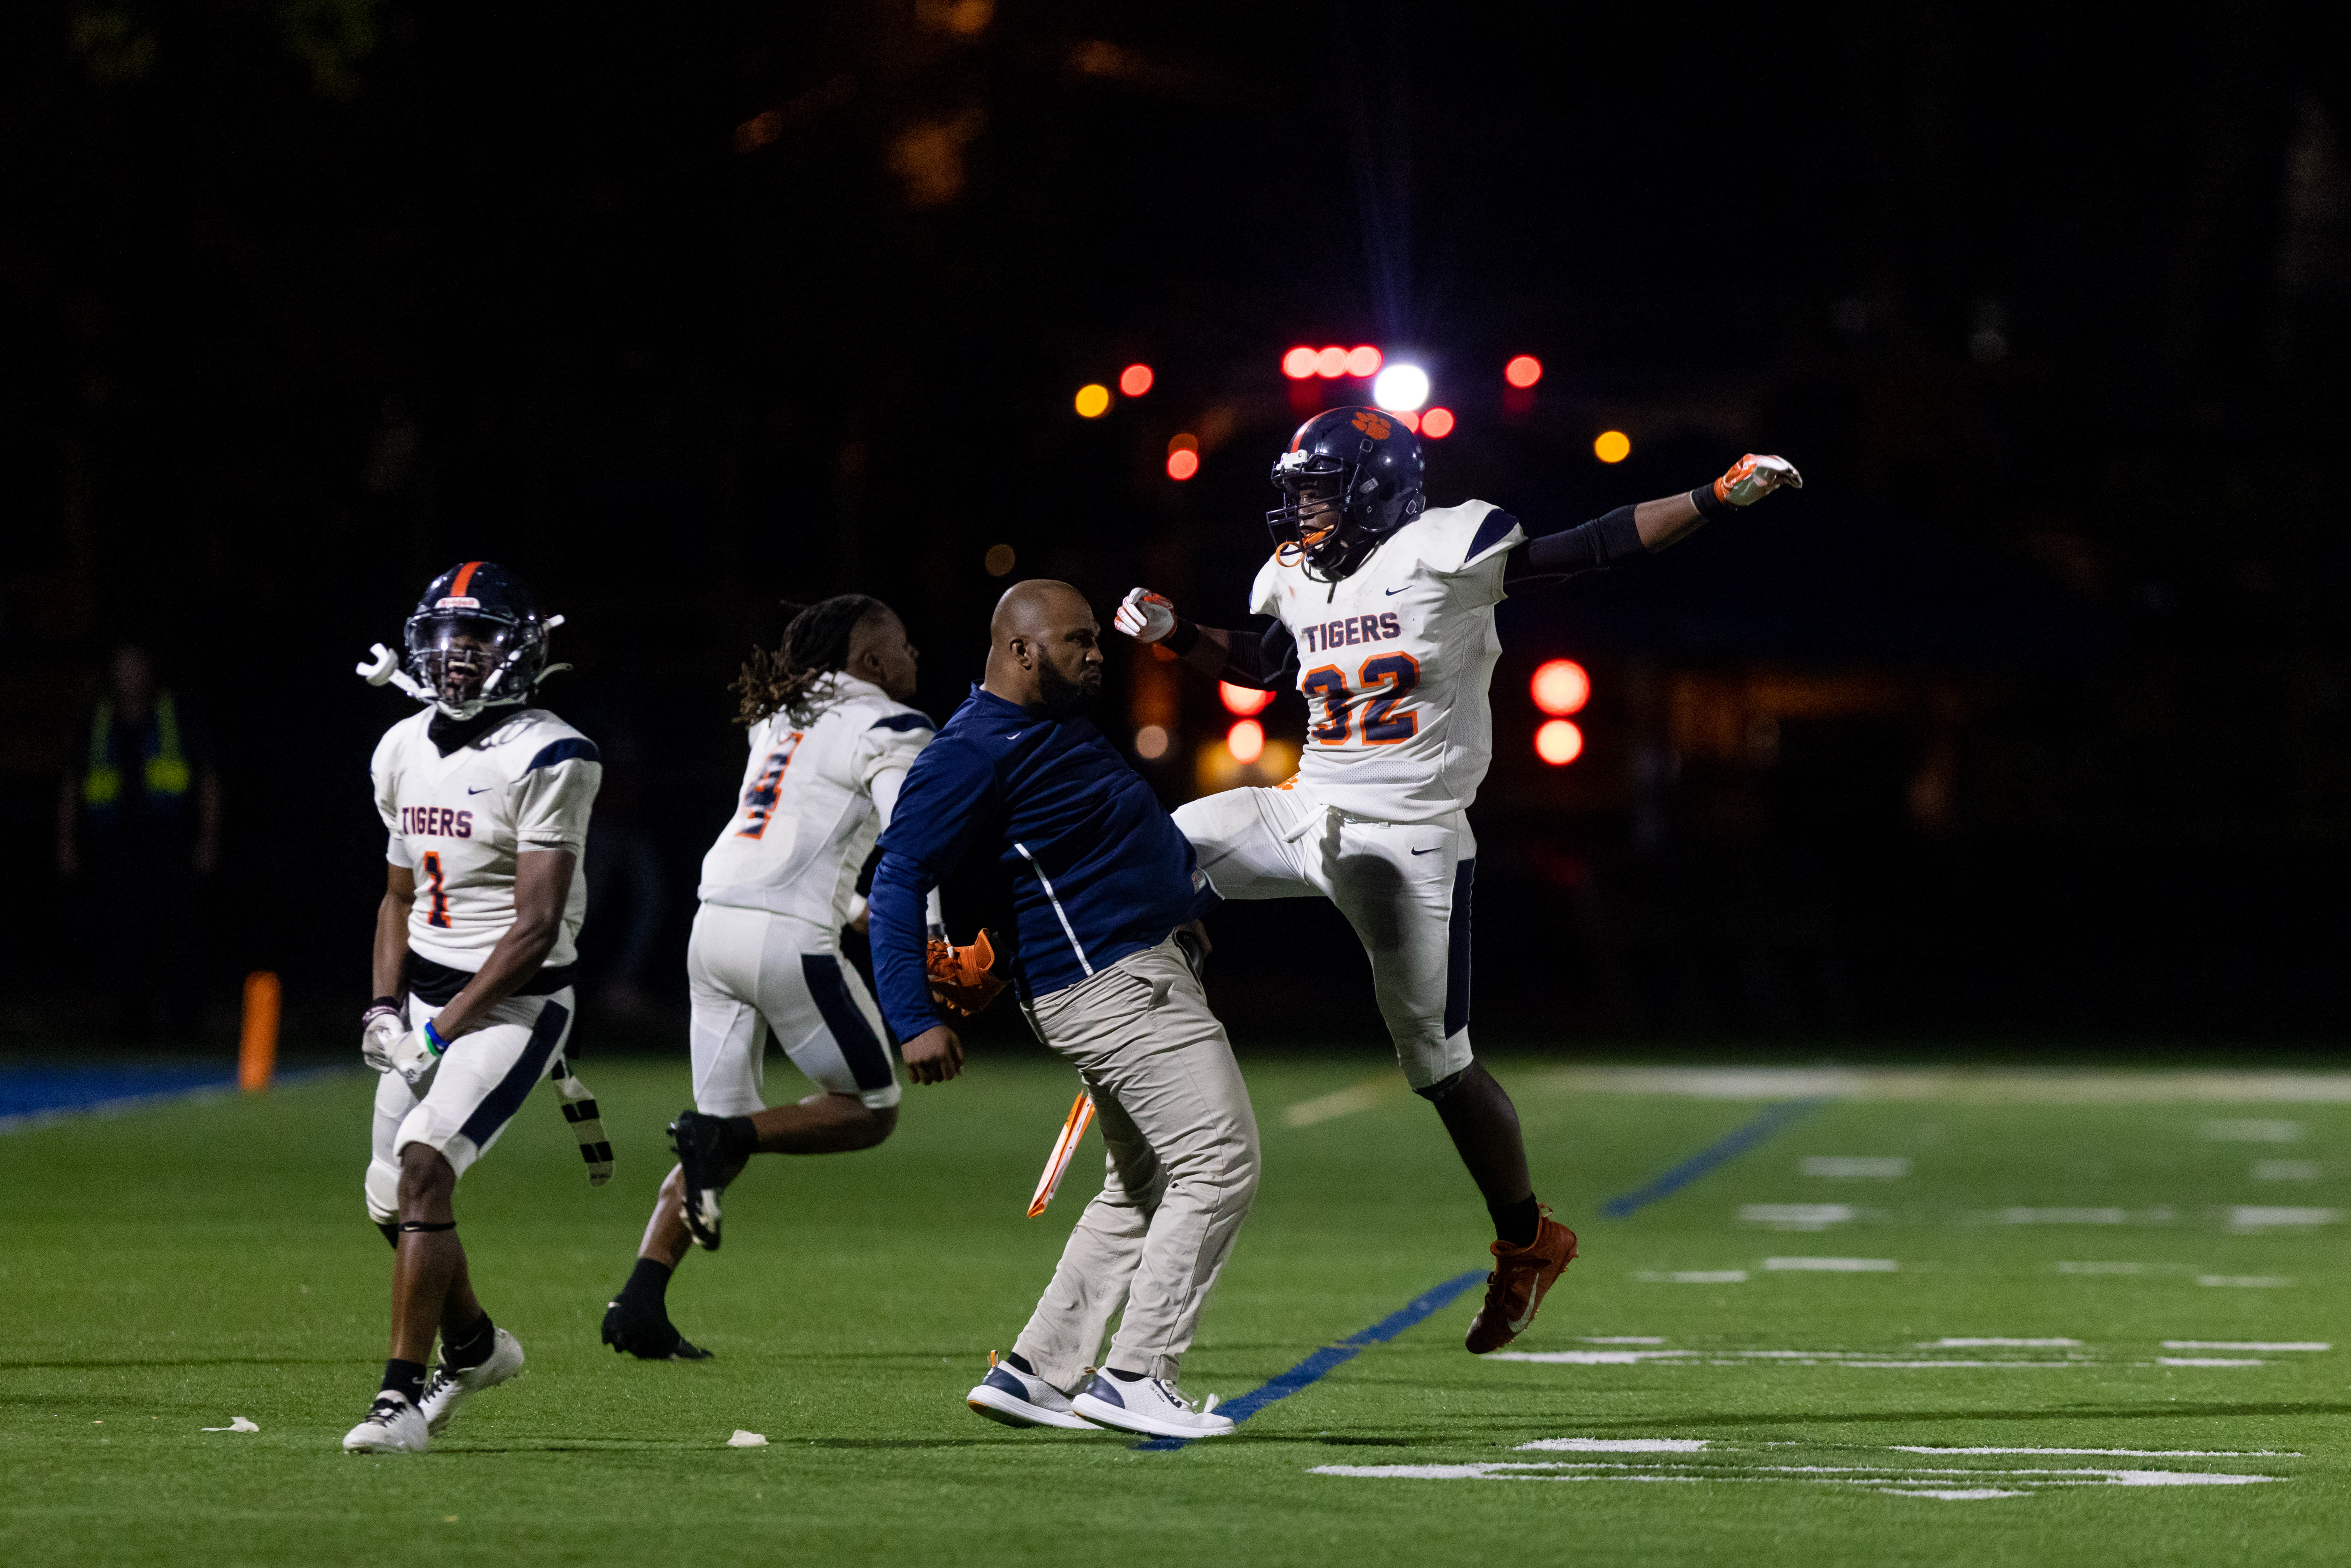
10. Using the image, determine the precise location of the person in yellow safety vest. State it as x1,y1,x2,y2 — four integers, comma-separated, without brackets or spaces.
56,645,223,1038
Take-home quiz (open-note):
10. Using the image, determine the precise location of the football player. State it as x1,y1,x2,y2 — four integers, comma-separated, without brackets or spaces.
1114,409,1800,1355
345,561,603,1453
599,595,933,1360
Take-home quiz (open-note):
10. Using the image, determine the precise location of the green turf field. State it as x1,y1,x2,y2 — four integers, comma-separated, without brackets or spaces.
5,1051,2349,1566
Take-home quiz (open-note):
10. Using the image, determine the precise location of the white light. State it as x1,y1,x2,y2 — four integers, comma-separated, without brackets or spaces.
1371,363,1429,412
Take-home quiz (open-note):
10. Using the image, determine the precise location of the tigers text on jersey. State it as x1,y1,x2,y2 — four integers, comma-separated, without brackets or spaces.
697,674,935,931
371,707,601,971
1249,501,1526,823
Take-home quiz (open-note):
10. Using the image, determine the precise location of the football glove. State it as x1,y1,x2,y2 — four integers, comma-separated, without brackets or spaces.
361,1001,405,1074
926,929,1007,1018
389,1018,450,1088
1712,454,1804,506
1114,588,1177,644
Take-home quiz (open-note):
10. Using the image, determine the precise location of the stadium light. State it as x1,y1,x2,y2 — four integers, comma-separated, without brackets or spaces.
1505,354,1543,388
1530,658,1589,716
1593,429,1630,463
1344,345,1382,377
1166,449,1199,480
1227,718,1265,764
1420,407,1456,438
1134,724,1170,760
1119,364,1154,397
1281,345,1318,379
1314,345,1349,378
1392,410,1420,433
1534,718,1584,766
1074,384,1111,417
1219,682,1274,716
1372,363,1429,411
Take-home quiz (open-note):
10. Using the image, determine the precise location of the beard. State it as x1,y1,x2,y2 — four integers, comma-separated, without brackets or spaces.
1035,657,1101,719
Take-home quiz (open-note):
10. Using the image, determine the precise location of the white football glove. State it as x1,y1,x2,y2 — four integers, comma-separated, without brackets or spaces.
389,1019,449,1088
1114,587,1178,644
1711,453,1804,506
361,1005,405,1074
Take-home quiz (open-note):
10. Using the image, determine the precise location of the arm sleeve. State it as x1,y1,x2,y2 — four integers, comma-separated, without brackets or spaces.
868,738,1000,1043
1504,505,1646,587
1215,620,1300,692
513,754,602,854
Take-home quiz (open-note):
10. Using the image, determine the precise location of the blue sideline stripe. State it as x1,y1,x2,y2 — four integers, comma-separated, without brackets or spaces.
0,1065,342,1135
1597,1096,1829,1219
1132,1268,1489,1451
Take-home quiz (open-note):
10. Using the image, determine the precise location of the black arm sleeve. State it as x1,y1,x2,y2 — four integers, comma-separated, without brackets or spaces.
1504,504,1646,587
1214,620,1299,692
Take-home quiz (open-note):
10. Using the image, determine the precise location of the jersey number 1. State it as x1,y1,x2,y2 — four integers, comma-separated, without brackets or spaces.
418,852,452,929
1302,653,1422,746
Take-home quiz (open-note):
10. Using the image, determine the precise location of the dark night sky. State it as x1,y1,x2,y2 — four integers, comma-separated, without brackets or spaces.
6,1,2351,1040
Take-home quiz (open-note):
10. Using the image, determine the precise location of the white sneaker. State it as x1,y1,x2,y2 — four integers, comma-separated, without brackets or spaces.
1071,1371,1233,1439
966,1352,1100,1430
341,1392,429,1453
421,1328,526,1435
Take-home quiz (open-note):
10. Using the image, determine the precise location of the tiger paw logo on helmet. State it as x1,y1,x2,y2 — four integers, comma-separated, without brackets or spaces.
1350,409,1392,440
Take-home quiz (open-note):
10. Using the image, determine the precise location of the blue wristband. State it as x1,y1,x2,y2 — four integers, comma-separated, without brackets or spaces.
421,1019,449,1056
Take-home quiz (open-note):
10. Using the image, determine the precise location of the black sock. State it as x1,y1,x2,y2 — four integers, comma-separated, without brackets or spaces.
381,1358,428,1407
442,1311,496,1371
1490,1195,1541,1248
1003,1350,1036,1375
718,1115,758,1163
621,1257,672,1306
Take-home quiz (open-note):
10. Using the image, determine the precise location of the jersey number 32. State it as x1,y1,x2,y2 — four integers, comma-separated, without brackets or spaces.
1301,653,1420,746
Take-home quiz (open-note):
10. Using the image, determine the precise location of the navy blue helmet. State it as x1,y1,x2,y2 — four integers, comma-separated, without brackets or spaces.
401,560,560,719
1266,406,1426,581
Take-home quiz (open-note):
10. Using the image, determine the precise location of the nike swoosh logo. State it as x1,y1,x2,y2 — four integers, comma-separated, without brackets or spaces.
467,786,493,795
1410,846,1440,855
1384,587,1408,596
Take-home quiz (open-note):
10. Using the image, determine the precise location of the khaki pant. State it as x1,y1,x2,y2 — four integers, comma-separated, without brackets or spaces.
1011,935,1260,1388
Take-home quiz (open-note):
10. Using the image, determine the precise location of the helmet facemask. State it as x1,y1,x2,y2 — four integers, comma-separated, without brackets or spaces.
1268,454,1407,583
403,610,542,720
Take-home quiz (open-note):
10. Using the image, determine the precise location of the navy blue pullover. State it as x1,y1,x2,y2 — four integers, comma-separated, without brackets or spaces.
869,684,1217,1043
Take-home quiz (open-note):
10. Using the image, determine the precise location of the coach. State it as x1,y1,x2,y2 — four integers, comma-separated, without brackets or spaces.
866,579,1258,1438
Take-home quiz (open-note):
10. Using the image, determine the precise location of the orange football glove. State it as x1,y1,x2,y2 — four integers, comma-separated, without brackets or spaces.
1712,453,1804,506
926,929,1008,1017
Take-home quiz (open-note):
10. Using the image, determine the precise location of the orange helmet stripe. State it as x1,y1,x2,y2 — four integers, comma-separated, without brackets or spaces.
449,561,483,597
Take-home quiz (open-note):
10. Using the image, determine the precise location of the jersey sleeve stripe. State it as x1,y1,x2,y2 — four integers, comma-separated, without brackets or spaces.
526,737,602,771
1465,507,1520,565
870,712,935,733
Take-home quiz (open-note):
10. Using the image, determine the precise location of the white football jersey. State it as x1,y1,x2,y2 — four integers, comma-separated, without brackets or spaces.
1248,500,1526,823
697,674,935,931
371,707,602,971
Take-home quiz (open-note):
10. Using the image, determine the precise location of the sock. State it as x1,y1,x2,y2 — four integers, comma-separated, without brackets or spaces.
381,1358,428,1407
1105,1367,1144,1382
1490,1195,1541,1248
621,1257,672,1306
1003,1350,1037,1376
441,1311,495,1371
718,1115,758,1163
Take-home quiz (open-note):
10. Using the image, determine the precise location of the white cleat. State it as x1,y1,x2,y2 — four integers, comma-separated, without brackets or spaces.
421,1328,526,1436
341,1392,429,1453
966,1352,1100,1430
1070,1371,1233,1439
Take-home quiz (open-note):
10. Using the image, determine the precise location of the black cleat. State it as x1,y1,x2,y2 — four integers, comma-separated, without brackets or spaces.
667,1110,730,1251
601,1295,712,1361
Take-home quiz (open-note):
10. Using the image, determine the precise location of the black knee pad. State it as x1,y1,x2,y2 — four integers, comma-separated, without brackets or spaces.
1414,1068,1470,1104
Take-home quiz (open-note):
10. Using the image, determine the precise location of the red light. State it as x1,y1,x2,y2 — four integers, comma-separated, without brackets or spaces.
1344,345,1382,377
1166,449,1199,480
1281,346,1318,379
1227,718,1266,764
1314,345,1349,378
1219,682,1275,716
1119,364,1154,398
1392,409,1419,433
1420,406,1455,438
1534,719,1584,766
1505,355,1543,389
1529,658,1589,716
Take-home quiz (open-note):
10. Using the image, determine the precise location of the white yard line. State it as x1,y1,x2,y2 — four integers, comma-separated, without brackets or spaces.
1531,1067,2351,1105
1281,1073,1407,1127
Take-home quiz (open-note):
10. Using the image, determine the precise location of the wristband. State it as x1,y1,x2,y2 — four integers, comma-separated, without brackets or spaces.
1163,618,1202,657
421,1018,450,1056
1691,484,1737,522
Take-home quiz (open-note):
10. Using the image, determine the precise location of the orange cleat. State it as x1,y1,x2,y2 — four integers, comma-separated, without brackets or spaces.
1464,1209,1579,1354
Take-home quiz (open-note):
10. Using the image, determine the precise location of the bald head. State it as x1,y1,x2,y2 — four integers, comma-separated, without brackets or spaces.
984,580,1104,717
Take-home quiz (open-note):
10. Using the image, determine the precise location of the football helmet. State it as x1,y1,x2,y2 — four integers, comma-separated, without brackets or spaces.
1266,407,1425,581
399,561,561,720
